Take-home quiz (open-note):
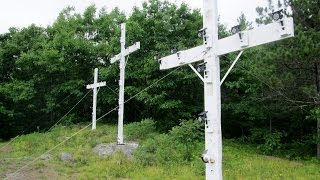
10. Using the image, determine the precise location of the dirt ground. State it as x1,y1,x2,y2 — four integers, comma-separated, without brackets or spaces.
0,150,58,180
5,166,59,180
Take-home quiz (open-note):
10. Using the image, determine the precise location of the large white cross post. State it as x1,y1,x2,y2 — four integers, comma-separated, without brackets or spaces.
158,0,294,179
86,68,106,130
203,0,222,178
110,23,140,145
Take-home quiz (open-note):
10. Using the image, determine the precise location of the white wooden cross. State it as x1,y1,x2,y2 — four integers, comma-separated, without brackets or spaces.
86,68,106,130
110,23,140,145
158,0,294,179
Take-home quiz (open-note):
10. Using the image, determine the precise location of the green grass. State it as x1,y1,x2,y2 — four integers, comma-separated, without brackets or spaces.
223,140,320,179
0,123,319,179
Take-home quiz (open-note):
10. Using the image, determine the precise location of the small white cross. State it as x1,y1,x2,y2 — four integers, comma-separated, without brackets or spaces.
86,68,106,130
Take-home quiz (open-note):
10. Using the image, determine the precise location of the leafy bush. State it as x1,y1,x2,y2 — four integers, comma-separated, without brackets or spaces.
169,120,204,144
60,113,77,126
282,136,315,160
249,128,285,155
169,120,204,161
259,131,282,155
248,128,266,144
125,118,157,141
259,131,284,155
134,120,204,165
134,134,180,166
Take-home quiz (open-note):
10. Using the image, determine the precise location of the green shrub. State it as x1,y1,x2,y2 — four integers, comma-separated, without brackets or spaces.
134,134,180,166
248,128,266,144
258,131,284,155
169,120,204,144
125,118,156,141
169,120,204,161
282,136,315,160
249,128,285,155
61,113,77,126
135,120,204,165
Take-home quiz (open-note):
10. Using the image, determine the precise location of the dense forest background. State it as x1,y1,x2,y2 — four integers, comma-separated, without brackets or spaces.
0,0,319,159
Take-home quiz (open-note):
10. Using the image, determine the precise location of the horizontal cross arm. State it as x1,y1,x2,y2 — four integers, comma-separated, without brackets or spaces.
86,82,106,89
159,17,294,70
110,54,121,64
127,42,140,55
159,45,206,70
110,42,141,64
218,17,294,55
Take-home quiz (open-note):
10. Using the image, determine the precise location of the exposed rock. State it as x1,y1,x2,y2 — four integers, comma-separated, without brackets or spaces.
40,154,52,161
59,152,73,162
93,142,139,160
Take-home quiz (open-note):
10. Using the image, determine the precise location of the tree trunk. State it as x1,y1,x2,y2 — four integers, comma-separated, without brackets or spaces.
314,62,320,159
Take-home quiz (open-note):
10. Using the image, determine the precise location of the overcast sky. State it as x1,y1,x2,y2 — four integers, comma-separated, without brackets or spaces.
0,0,269,34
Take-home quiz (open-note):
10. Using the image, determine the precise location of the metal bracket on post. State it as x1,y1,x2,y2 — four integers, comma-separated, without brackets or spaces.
239,31,249,48
206,35,213,49
279,18,291,37
177,51,185,65
198,28,207,44
204,70,212,83
202,149,215,163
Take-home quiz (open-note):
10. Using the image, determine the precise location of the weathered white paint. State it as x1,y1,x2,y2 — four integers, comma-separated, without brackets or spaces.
158,1,294,179
110,23,140,145
86,68,106,130
159,17,294,70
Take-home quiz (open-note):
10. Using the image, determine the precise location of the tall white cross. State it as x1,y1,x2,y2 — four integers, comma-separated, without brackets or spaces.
158,0,294,179
86,68,106,130
110,23,140,145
